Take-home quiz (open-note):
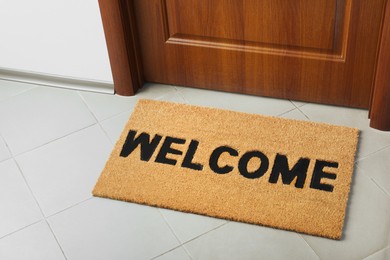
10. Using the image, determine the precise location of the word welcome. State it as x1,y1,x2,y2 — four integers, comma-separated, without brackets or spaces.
120,130,338,192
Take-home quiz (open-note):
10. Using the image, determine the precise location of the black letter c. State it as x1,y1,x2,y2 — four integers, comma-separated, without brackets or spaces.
209,146,239,174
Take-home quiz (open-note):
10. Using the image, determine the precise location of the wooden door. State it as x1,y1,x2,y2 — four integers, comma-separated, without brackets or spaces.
130,0,386,108
98,0,390,130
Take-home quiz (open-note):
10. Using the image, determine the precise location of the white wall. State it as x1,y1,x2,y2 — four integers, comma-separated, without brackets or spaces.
0,0,113,83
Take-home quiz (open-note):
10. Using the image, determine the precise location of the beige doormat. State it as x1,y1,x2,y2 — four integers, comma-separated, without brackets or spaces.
93,99,359,239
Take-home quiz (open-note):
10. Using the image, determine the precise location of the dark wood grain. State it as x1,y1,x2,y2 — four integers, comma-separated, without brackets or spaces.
370,1,390,130
165,0,338,50
98,0,390,130
134,0,385,108
98,0,142,95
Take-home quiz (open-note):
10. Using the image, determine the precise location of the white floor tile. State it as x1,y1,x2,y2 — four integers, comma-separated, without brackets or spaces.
100,111,133,144
0,221,65,260
15,125,112,216
1,83,389,260
0,79,36,102
357,147,390,196
176,86,295,116
137,83,177,99
99,93,186,144
156,91,187,103
364,246,390,260
159,208,227,243
291,100,307,108
78,91,138,122
184,222,319,260
79,83,178,122
155,246,191,260
0,87,96,155
299,103,390,159
303,168,390,260
0,159,42,238
0,135,11,162
48,198,180,260
280,108,309,121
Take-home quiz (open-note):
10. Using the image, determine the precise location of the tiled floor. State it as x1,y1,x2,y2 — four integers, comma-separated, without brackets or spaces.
0,79,389,260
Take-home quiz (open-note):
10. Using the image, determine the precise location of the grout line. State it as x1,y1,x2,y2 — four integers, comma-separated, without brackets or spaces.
154,209,194,259
290,101,390,163
155,209,235,259
287,99,311,120
172,86,180,92
0,87,98,158
12,158,45,218
157,209,184,244
0,128,15,159
355,143,390,163
363,246,390,259
76,90,124,147
156,90,177,100
133,83,178,102
286,102,390,167
150,244,186,260
295,105,311,121
12,158,68,259
13,157,93,259
289,100,309,109
181,240,194,260
0,219,43,240
159,209,230,246
46,197,94,219
180,221,229,246
99,108,133,124
174,221,230,259
1,135,11,155
0,157,11,164
12,122,98,158
355,165,390,198
76,91,100,123
0,134,12,163
97,122,116,146
155,209,229,259
76,91,115,144
97,109,135,146
45,219,68,260
277,107,299,117
12,154,94,259
77,90,136,145
298,234,321,259
0,81,37,103
289,100,298,109
174,88,191,104
370,178,390,198
181,244,194,260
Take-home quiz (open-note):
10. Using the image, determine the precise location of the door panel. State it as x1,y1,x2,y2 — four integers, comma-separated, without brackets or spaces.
165,0,339,51
134,0,386,108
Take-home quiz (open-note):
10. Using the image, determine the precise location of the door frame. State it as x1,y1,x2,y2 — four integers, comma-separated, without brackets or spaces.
98,0,390,131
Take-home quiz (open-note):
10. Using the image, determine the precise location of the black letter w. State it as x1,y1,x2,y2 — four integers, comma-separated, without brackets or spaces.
120,130,162,161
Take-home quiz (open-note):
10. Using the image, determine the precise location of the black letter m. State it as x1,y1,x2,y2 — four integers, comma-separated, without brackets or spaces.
120,130,162,161
269,154,310,188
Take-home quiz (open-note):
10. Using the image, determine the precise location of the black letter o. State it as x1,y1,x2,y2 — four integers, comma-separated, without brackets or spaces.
238,151,269,179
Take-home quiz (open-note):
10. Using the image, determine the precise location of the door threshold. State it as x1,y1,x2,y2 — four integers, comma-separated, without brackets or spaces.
0,67,114,94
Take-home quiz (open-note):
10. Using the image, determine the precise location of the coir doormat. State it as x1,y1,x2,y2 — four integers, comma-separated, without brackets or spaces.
93,99,359,239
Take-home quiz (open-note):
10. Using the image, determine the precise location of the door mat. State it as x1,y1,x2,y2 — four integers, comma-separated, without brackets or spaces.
93,99,359,239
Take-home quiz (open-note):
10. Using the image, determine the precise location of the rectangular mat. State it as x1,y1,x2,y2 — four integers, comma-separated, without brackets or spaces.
93,99,359,239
